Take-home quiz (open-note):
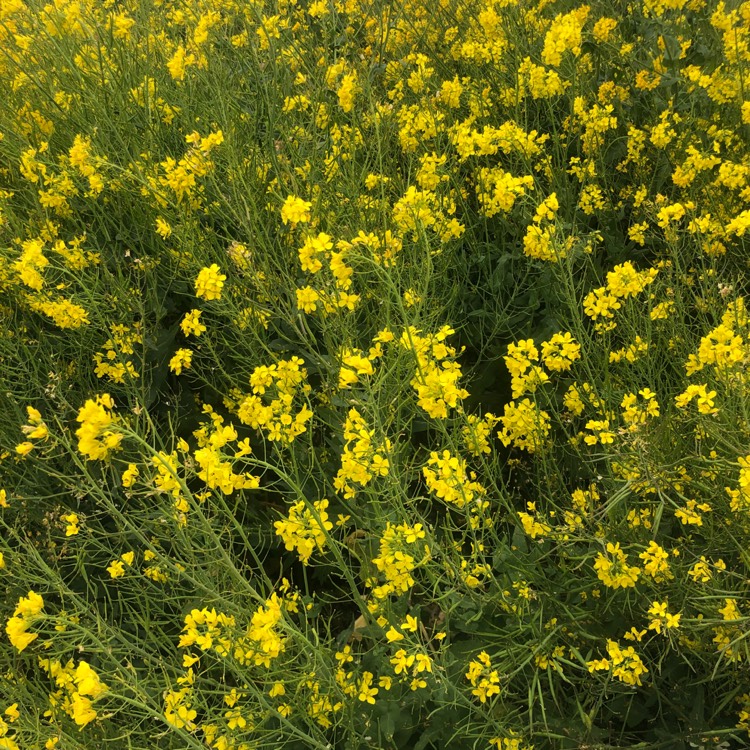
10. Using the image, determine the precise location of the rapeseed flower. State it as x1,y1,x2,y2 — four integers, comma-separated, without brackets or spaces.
195,264,226,301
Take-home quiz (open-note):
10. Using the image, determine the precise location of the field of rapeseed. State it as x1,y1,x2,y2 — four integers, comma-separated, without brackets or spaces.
2,0,750,747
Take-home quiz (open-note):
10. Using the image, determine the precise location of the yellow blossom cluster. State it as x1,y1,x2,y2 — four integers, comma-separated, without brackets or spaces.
274,499,334,564
193,407,260,495
195,263,226,301
93,323,142,383
5,591,44,652
370,522,429,600
334,408,391,499
38,658,108,727
423,450,485,509
594,542,641,589
75,394,122,461
587,639,649,686
465,651,501,703
15,406,48,457
523,193,564,261
237,358,313,443
401,325,469,419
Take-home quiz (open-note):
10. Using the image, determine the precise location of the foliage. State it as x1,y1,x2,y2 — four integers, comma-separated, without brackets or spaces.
2,0,750,748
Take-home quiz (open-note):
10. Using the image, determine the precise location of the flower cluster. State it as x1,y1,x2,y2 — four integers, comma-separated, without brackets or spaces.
93,323,142,383
193,407,260,495
75,394,122,461
237,358,313,443
5,591,44,652
370,523,429,600
465,652,501,703
423,450,485,509
38,658,108,727
334,408,391,499
274,499,334,564
401,326,469,419
587,640,649,687
195,264,226,301
584,262,658,332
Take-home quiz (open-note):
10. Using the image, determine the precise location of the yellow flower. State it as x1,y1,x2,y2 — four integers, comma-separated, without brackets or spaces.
281,195,312,226
155,217,172,238
541,332,581,372
624,627,647,642
675,384,717,415
518,509,552,539
423,450,484,509
588,640,648,686
296,286,320,313
403,288,421,307
386,626,404,642
583,286,621,329
297,232,332,272
13,591,43,618
75,394,122,461
63,513,79,536
391,648,415,675
594,543,641,589
542,7,590,67
167,44,195,82
269,682,285,697
274,499,333,564
75,661,108,699
6,592,44,652
337,71,358,113
122,463,139,487
674,499,711,526
5,617,37,651
401,614,418,632
498,399,551,453
15,442,34,456
647,601,681,634
195,264,226,301
606,261,657,299
107,560,125,579
357,671,378,704
465,651,501,703
70,693,97,727
4,703,19,721
593,17,617,42
22,405,48,440
639,541,672,581
180,309,206,336
169,348,193,375
111,11,135,38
